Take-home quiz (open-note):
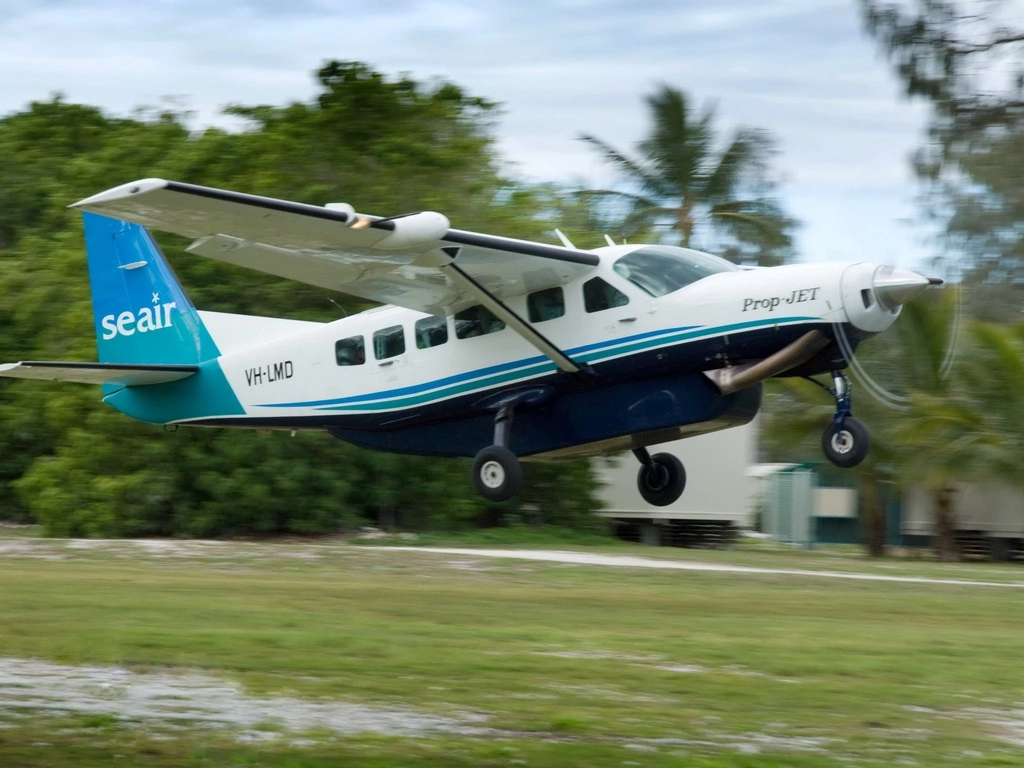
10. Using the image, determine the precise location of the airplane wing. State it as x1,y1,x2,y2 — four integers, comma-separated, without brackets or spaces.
71,179,599,374
70,179,597,316
0,361,198,386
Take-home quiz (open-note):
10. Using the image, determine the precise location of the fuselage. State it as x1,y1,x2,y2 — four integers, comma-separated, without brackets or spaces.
104,244,905,459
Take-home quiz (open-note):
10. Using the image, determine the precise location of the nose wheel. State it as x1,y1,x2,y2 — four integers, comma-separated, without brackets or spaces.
633,448,686,506
818,370,870,468
822,417,869,468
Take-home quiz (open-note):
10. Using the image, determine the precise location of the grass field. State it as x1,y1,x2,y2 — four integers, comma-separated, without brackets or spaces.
1,534,1023,766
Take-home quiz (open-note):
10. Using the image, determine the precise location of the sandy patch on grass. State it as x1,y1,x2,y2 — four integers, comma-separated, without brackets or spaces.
64,539,241,559
964,707,1024,747
0,538,335,564
534,651,662,662
654,664,706,673
0,658,486,738
0,541,65,560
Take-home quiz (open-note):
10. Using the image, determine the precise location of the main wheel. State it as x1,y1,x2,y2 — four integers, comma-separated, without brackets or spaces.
471,445,522,502
636,452,686,507
822,417,870,468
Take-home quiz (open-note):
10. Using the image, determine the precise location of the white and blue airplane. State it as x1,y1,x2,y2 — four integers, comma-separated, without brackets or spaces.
0,179,940,504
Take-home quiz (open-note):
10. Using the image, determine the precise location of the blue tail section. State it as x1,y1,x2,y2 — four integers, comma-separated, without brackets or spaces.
83,213,244,423
83,212,219,364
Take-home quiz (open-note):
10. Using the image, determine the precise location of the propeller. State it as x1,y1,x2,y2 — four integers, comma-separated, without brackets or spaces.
832,261,962,412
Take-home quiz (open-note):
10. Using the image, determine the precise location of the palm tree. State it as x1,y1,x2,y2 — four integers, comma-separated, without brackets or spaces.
896,320,1024,559
580,86,795,265
884,290,969,560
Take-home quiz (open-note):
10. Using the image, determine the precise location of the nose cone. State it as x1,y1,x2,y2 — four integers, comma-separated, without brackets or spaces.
873,266,941,310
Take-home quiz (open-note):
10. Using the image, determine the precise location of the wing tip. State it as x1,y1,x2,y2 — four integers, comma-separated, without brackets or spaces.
69,178,170,210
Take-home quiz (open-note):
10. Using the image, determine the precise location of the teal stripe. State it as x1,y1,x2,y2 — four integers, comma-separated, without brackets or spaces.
321,361,558,411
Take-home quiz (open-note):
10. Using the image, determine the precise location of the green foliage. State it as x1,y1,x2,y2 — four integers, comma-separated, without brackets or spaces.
859,3,1024,549
862,1,1024,321
861,1,1024,144
0,61,603,536
897,320,1024,492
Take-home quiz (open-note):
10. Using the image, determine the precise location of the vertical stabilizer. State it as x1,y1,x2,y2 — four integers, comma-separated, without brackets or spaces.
83,212,220,364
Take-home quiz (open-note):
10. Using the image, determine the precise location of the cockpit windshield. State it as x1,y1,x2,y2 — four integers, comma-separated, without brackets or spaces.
612,246,740,297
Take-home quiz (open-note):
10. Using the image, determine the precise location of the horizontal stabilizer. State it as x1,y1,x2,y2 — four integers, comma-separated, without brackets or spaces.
0,361,199,387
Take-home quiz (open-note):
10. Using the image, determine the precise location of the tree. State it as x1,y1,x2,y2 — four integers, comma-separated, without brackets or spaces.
896,320,1024,558
862,1,1024,146
763,289,962,557
884,290,968,559
579,85,796,265
862,1,1024,321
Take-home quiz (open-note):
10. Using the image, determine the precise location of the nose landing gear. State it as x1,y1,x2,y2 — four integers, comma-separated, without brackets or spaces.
819,370,870,468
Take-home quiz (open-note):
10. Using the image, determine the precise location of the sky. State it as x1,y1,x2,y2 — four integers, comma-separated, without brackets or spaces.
0,0,936,266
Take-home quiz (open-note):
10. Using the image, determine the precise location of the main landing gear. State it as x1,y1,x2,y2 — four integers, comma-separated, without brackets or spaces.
819,370,870,468
471,403,523,502
633,447,686,507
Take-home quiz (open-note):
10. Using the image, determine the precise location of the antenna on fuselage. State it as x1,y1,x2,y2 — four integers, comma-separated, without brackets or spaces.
328,297,348,318
553,229,577,249
603,234,615,247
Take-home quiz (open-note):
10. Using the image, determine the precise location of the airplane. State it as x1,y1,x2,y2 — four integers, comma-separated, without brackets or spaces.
0,179,941,504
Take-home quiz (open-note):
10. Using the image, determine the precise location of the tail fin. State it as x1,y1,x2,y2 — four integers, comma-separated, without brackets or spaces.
83,212,220,364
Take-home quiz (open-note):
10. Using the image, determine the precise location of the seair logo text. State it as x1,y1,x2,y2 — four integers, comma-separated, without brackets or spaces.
101,292,177,340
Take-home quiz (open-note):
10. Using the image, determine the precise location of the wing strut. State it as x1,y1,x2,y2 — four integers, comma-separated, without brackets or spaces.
438,248,583,375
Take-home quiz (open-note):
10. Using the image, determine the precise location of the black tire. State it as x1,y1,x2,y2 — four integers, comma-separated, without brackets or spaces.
636,452,686,507
822,417,870,468
471,445,523,502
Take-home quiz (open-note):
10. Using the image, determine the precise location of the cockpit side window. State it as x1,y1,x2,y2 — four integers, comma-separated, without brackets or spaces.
613,245,739,297
335,336,365,366
583,277,629,313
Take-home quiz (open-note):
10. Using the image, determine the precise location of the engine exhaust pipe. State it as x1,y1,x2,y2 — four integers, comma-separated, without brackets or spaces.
704,330,831,394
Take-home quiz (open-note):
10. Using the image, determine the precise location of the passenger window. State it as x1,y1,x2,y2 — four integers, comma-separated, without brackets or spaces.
335,336,365,366
455,305,506,339
583,277,629,313
373,325,405,360
527,287,565,323
415,316,448,349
